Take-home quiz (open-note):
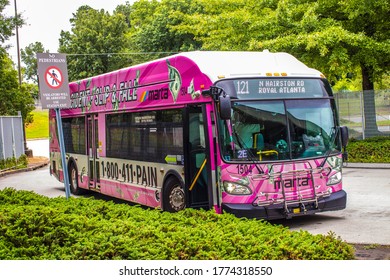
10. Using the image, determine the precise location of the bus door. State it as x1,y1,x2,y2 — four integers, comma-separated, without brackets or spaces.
87,114,100,190
185,105,212,209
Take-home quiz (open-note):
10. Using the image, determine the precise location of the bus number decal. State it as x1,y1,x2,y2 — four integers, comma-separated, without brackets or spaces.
101,160,157,187
236,80,249,95
236,164,252,175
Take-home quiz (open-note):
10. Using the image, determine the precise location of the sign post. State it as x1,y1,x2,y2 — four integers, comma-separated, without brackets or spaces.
54,107,71,199
37,53,71,199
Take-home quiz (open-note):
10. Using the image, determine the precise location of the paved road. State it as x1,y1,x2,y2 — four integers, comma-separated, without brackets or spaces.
341,115,390,133
0,162,389,245
27,139,50,158
278,167,390,245
0,166,64,197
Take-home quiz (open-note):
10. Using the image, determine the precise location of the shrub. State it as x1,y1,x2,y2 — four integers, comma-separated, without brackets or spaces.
0,155,28,170
347,136,390,163
0,188,355,260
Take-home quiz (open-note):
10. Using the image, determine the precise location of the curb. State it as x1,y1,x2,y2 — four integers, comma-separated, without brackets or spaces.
0,159,49,178
343,162,390,169
27,159,50,171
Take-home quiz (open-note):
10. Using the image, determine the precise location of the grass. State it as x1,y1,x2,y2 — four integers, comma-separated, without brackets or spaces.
25,109,49,139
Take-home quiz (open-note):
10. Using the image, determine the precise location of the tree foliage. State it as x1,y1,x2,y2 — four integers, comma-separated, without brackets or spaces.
0,0,23,46
20,42,48,84
3,0,389,108
249,0,390,91
154,0,389,136
129,0,203,54
0,54,34,124
58,5,130,81
55,0,389,91
171,0,278,51
20,42,48,101
0,1,34,124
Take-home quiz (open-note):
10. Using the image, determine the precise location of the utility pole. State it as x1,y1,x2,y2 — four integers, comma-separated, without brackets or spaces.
14,0,22,86
14,0,32,156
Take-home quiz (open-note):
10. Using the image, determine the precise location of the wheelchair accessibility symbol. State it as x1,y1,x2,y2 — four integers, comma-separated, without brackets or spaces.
45,66,63,89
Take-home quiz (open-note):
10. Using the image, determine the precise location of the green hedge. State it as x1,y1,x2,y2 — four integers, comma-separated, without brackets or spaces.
347,136,390,163
0,154,28,171
0,188,354,260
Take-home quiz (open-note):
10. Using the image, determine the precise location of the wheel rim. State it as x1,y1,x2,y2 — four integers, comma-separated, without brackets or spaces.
71,168,77,189
169,186,185,211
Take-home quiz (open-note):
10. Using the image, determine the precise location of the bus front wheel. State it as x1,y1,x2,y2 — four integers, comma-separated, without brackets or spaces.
163,177,186,212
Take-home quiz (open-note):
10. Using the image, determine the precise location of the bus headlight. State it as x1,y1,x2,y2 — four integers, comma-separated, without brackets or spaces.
223,181,252,195
327,171,342,185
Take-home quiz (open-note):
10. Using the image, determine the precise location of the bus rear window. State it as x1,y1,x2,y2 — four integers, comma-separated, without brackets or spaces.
62,117,86,154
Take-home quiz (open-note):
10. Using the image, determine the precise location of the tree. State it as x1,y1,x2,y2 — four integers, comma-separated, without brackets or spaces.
0,0,23,45
183,0,271,50
114,1,133,29
126,0,203,64
21,42,48,84
249,0,390,136
0,0,33,124
112,0,160,65
19,42,47,102
0,53,34,125
329,0,390,136
167,0,280,51
1,0,23,64
58,5,129,81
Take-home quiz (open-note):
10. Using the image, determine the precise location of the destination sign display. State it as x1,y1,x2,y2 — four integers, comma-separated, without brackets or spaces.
217,78,330,99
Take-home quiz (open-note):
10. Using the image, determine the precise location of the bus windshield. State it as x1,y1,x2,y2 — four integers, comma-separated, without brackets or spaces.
219,98,341,162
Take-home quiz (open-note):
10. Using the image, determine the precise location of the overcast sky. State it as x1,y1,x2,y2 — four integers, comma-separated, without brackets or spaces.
5,0,133,62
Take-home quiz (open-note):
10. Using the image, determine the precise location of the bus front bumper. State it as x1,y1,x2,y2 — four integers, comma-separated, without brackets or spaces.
222,190,347,220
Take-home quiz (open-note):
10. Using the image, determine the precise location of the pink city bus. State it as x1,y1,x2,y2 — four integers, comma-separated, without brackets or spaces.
49,51,349,219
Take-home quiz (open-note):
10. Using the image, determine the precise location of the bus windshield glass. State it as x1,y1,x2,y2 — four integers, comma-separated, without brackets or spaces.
218,80,341,162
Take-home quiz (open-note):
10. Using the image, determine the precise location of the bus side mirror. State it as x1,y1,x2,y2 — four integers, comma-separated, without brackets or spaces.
340,126,349,148
219,94,231,120
340,126,349,161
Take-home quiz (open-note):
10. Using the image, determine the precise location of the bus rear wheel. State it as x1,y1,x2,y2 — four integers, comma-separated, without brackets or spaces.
163,177,186,212
69,162,85,195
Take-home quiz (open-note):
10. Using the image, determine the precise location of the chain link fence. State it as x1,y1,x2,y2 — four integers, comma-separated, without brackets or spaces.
334,90,390,139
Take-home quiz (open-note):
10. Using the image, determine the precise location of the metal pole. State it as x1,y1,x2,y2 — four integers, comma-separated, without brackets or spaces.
13,0,32,156
55,108,71,199
360,91,365,139
0,118,4,160
13,0,22,86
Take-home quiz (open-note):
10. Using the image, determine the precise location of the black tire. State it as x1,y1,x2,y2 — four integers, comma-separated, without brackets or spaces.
163,177,186,212
69,162,85,195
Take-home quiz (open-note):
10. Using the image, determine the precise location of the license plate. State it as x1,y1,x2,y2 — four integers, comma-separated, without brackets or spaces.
293,208,301,214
